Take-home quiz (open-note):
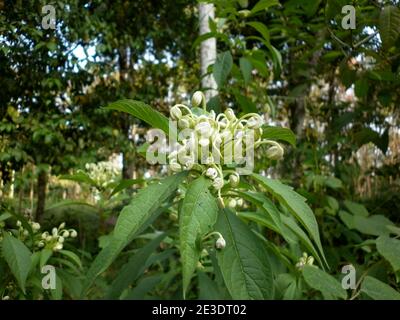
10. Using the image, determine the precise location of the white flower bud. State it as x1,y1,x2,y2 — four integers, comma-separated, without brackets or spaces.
58,236,65,243
199,138,210,147
229,173,240,187
23,230,29,236
307,256,314,265
228,198,237,208
195,121,212,137
53,243,63,251
266,144,284,160
62,230,70,238
70,230,78,238
16,220,22,227
206,168,218,180
52,228,58,236
247,115,263,129
46,235,52,242
215,236,226,249
41,232,48,239
178,118,190,129
170,105,182,120
170,160,182,172
191,91,204,108
38,241,45,248
218,118,228,129
59,222,66,230
212,177,224,190
224,108,236,121
32,222,41,231
237,198,244,206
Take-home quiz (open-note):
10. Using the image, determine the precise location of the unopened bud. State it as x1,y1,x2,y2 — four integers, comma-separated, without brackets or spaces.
215,236,226,249
266,144,284,160
206,168,218,180
229,173,240,187
191,91,204,108
224,108,236,121
170,105,182,120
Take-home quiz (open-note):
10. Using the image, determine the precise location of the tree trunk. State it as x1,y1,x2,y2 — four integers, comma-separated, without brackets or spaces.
35,169,47,222
199,2,217,101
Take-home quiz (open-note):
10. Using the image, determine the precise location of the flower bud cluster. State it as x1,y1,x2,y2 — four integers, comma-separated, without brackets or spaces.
168,91,285,192
39,222,77,252
84,161,120,188
295,252,315,270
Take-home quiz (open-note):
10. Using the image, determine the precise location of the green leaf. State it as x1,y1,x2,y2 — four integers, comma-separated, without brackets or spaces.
50,274,63,300
106,232,167,299
302,266,347,300
198,272,225,300
355,78,369,98
40,248,53,269
281,215,325,268
247,22,270,41
106,99,170,135
83,172,187,292
343,200,368,217
2,233,32,293
110,178,144,197
252,174,327,267
235,93,257,113
215,209,274,299
352,215,394,236
251,0,280,15
239,57,252,85
379,6,400,49
213,51,233,87
180,176,218,297
123,274,163,300
361,276,400,300
59,250,82,269
262,126,296,146
376,236,400,272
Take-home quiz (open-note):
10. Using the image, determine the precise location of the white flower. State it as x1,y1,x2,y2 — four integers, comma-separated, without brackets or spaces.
199,138,210,147
38,241,45,248
170,105,182,120
206,168,218,179
191,91,204,108
237,198,244,206
195,121,212,137
215,236,226,249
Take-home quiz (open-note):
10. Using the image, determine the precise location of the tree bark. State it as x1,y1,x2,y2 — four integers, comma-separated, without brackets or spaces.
35,169,47,222
199,2,217,101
